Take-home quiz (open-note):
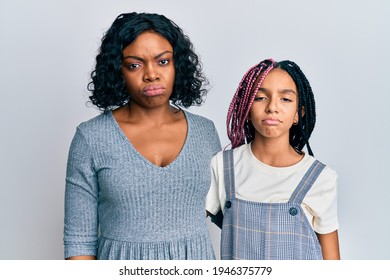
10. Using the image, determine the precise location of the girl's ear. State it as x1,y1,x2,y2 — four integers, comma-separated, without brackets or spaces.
293,106,305,125
293,112,299,125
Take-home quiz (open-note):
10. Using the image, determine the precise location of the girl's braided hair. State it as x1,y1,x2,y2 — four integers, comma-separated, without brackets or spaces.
227,58,316,155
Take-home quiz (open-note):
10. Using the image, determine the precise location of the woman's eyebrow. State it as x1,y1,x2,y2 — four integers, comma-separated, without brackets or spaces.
154,50,173,59
123,50,173,61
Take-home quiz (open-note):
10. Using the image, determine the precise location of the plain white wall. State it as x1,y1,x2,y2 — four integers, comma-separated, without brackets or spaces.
1,0,389,259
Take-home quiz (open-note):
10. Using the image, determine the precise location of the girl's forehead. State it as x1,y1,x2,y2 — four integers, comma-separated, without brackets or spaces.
264,68,293,82
253,68,297,92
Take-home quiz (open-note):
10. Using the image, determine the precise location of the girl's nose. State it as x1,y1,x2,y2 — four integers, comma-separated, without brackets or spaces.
265,100,278,113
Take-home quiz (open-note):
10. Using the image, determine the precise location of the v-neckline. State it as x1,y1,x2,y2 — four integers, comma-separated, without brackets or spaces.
108,110,190,170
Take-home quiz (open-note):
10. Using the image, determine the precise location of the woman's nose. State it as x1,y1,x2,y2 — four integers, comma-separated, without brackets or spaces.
143,64,159,81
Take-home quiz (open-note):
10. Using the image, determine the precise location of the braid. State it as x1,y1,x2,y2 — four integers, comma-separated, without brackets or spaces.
275,61,316,156
227,59,276,148
227,59,317,156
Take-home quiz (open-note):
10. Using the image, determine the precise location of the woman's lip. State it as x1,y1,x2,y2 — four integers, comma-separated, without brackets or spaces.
143,85,165,96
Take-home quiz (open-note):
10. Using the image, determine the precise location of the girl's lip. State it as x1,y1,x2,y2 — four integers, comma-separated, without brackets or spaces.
262,118,282,125
143,85,165,96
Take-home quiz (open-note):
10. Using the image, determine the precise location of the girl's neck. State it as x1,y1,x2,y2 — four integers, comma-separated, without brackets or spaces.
250,137,304,167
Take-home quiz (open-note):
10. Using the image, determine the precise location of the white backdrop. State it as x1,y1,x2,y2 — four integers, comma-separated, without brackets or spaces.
1,0,389,259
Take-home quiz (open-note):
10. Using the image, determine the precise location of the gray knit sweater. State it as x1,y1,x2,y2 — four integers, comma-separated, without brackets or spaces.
64,110,221,259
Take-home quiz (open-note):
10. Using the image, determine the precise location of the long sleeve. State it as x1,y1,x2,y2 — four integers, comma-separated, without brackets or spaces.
209,122,222,156
63,128,99,258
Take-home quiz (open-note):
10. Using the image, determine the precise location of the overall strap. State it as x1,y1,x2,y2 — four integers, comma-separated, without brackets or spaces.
223,149,236,199
288,160,326,204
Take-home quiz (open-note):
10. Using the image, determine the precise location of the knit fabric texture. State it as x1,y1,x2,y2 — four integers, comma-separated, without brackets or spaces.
64,110,221,259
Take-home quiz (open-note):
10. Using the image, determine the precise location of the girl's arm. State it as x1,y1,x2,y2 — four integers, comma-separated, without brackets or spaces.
317,230,340,260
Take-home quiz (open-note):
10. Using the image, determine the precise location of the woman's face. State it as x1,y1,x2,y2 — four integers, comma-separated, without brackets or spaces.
121,31,175,109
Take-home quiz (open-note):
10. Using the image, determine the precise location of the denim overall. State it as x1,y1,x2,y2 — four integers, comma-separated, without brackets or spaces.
220,149,324,260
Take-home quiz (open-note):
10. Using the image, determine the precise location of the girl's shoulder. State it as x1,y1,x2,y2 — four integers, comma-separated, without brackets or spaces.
212,144,249,164
306,155,338,179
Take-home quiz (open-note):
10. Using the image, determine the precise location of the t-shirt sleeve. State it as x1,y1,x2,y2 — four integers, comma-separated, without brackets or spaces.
308,166,339,234
63,128,99,259
205,150,228,215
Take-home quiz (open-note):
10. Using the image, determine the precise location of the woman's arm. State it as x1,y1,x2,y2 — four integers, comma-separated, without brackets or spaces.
64,128,99,259
317,230,340,260
66,256,97,260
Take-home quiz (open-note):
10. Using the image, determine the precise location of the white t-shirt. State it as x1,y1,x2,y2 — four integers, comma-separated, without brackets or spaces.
206,143,339,234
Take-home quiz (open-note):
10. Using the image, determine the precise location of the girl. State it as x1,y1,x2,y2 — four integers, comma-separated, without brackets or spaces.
206,59,340,260
64,12,221,260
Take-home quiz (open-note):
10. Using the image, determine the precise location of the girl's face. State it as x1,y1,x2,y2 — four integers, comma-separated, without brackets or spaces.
249,68,299,141
121,31,175,109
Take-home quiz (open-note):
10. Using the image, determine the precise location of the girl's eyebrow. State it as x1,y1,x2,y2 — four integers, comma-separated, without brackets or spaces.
257,87,269,93
257,87,297,95
123,50,173,61
279,89,297,94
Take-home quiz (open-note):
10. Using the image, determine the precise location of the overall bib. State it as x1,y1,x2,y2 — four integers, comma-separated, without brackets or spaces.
221,149,324,260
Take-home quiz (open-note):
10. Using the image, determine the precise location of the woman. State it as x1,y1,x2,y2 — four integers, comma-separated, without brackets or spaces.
64,12,221,260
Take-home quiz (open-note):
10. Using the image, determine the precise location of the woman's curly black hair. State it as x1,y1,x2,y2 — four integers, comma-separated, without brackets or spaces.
88,12,209,111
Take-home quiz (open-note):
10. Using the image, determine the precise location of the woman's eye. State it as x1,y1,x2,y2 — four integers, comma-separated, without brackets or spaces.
281,98,292,102
124,62,140,70
159,59,170,65
254,96,266,101
127,63,140,69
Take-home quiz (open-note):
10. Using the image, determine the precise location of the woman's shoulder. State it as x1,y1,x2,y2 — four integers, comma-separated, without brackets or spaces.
77,111,112,131
184,110,222,153
74,111,115,142
183,110,215,126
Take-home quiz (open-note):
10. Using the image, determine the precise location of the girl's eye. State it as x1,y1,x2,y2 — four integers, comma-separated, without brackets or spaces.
281,98,292,102
254,96,266,101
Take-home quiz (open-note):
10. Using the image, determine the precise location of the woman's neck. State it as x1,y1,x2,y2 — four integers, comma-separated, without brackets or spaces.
114,103,181,125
